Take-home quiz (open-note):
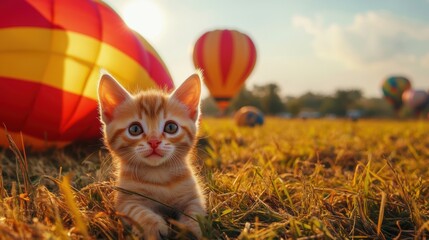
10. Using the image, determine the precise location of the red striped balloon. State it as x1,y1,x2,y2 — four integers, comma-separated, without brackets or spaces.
0,0,174,150
193,29,257,111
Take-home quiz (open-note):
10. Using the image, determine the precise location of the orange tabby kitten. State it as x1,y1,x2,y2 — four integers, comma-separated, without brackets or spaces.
97,73,206,239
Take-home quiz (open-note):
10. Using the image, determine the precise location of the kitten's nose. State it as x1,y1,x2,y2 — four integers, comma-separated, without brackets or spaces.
148,139,161,149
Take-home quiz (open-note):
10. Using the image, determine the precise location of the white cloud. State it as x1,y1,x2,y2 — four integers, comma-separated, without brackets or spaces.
292,11,429,69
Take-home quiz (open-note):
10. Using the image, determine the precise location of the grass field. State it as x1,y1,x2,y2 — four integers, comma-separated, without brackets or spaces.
0,118,429,239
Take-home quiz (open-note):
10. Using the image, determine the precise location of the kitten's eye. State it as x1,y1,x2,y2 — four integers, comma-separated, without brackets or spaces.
128,123,143,136
164,121,178,134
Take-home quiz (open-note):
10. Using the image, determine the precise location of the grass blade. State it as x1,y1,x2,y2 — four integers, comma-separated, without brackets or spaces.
59,174,90,239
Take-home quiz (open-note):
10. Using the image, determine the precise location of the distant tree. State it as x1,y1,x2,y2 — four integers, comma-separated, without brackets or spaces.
285,96,301,116
297,92,325,110
357,98,395,118
229,86,262,111
310,90,364,116
320,97,339,115
336,90,362,106
203,82,402,118
253,84,285,114
201,97,220,116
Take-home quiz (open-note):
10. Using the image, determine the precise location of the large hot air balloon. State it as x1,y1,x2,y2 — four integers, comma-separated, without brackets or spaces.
0,0,174,150
193,29,256,112
402,89,429,114
381,76,411,111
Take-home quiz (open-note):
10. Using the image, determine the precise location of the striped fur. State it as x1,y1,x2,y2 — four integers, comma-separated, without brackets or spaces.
98,73,205,239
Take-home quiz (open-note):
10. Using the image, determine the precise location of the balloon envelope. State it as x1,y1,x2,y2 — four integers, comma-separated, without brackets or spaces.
0,0,174,150
381,76,411,110
402,89,429,112
234,106,264,127
193,29,256,111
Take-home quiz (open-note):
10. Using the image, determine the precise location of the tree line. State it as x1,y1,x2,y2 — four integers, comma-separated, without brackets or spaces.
201,83,423,118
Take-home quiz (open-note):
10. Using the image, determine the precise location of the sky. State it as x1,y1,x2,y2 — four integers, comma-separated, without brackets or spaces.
104,0,429,98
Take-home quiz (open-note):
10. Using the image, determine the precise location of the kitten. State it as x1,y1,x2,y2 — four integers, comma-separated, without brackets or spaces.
97,72,206,239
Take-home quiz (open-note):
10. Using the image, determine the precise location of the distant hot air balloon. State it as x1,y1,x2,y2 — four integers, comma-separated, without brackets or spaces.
381,76,411,111
0,0,174,150
234,106,264,127
193,29,257,112
402,89,429,114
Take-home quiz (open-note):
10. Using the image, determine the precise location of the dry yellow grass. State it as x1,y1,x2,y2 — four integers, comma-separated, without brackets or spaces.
0,118,429,239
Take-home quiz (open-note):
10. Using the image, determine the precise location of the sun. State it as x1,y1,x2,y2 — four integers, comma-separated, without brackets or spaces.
120,0,165,42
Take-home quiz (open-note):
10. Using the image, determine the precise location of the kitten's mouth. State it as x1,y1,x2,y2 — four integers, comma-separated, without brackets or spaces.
145,150,163,158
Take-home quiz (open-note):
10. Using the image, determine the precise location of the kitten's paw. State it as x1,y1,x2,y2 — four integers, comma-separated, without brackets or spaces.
155,219,169,238
178,215,202,239
133,217,169,240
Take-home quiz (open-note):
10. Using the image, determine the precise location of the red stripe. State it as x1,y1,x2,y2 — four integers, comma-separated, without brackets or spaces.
0,77,101,141
145,51,175,91
0,0,102,37
0,0,174,90
53,0,102,41
236,35,256,88
0,1,51,28
219,30,233,86
193,32,210,86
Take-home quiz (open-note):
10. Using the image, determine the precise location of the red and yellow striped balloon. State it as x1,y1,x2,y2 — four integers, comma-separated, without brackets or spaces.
0,0,174,150
193,29,257,111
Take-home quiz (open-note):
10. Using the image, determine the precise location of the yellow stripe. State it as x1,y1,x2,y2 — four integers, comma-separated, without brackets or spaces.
0,28,157,100
203,31,223,95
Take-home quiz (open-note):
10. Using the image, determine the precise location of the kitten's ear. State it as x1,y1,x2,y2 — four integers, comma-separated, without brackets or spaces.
171,73,202,121
98,73,132,124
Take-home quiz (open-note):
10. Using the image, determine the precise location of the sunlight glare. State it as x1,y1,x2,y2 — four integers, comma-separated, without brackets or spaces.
120,0,165,42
